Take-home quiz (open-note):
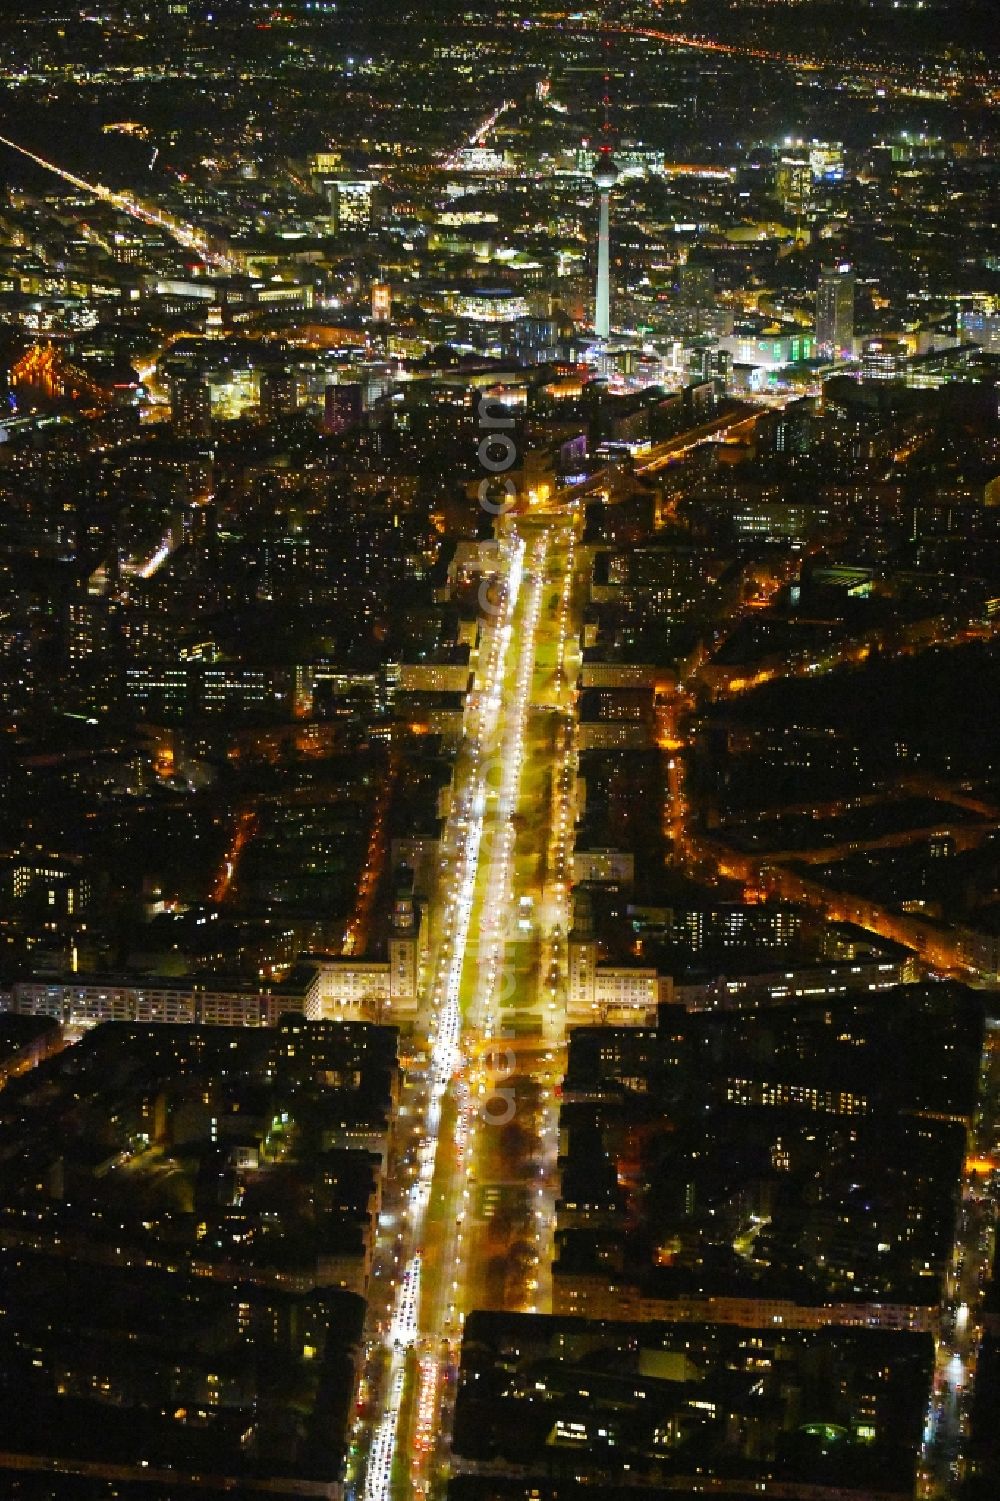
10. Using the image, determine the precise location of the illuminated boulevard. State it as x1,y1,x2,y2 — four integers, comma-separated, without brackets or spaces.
348,499,586,1501
347,400,796,1501
0,130,242,273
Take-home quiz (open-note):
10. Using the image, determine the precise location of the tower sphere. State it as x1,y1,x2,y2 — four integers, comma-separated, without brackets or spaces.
593,152,619,190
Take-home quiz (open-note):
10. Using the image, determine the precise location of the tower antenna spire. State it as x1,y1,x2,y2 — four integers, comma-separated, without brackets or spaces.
592,42,618,342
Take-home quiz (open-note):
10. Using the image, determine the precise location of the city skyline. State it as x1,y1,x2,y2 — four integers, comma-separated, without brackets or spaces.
0,3,997,1501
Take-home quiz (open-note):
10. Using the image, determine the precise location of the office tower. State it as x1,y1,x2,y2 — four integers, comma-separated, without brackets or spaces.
678,262,715,310
816,262,856,362
861,336,908,383
371,282,392,322
776,147,811,215
959,309,1000,354
327,178,379,233
169,372,211,437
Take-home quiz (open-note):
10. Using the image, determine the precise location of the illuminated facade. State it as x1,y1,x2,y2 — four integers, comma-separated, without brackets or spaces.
816,262,856,362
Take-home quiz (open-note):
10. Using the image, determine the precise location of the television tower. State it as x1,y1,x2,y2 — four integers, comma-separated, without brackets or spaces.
592,69,618,342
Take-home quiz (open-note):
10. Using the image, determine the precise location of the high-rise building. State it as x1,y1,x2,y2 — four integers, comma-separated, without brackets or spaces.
775,149,811,214
687,343,731,389
309,149,343,177
678,263,716,336
861,336,909,383
327,178,379,233
816,262,856,362
260,368,297,422
67,595,110,671
371,282,392,322
323,383,363,435
959,309,1000,354
678,263,715,310
169,372,211,437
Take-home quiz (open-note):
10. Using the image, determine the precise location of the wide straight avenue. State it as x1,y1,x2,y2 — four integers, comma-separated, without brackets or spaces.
350,502,586,1501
